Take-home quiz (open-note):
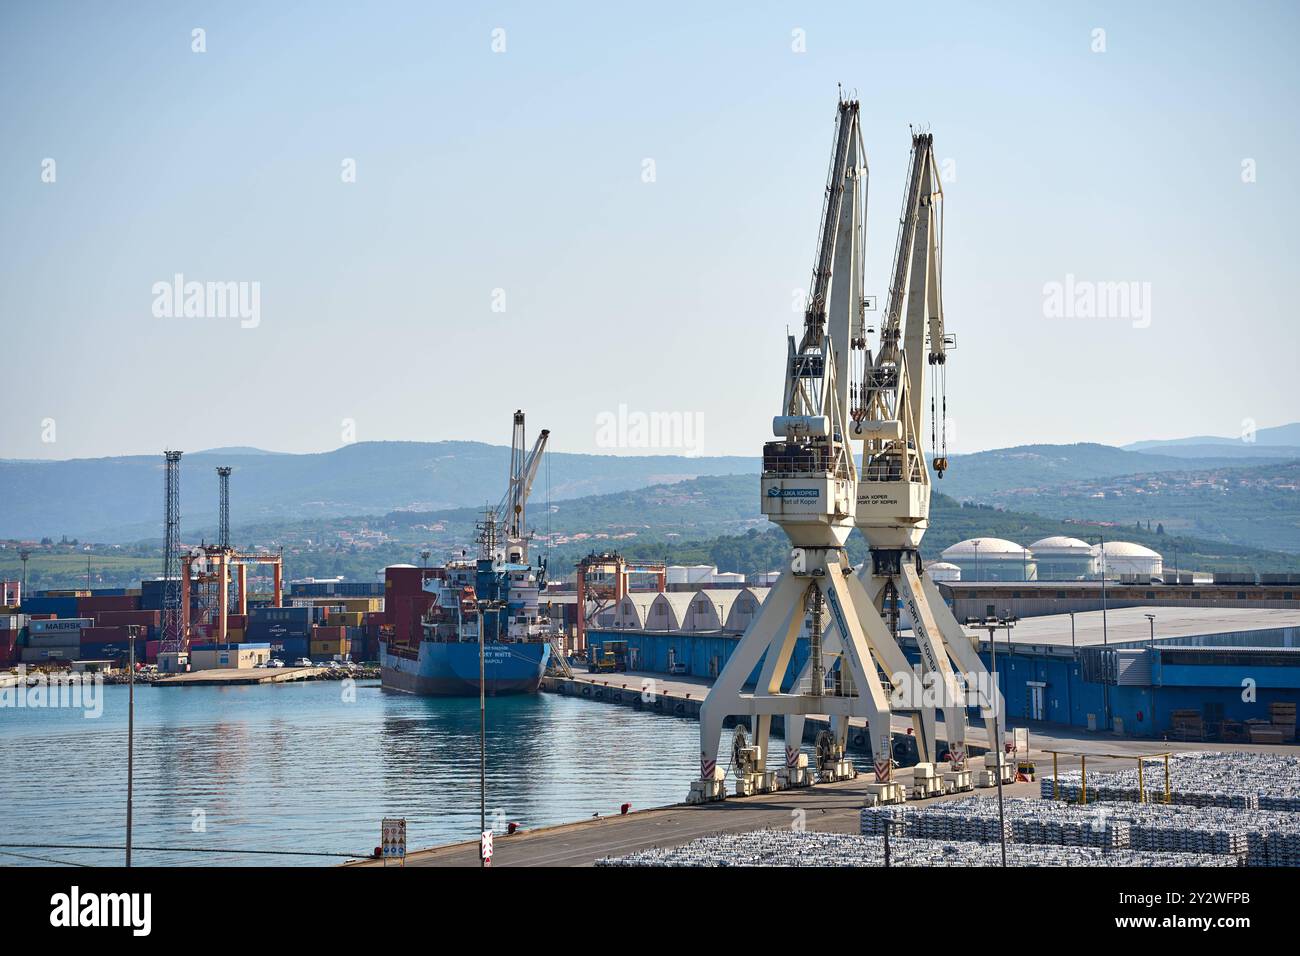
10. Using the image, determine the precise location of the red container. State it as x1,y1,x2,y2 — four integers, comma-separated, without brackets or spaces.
0,628,18,665
312,625,348,639
78,595,141,615
95,610,160,630
385,566,442,597
387,593,435,644
226,614,248,630
144,640,161,663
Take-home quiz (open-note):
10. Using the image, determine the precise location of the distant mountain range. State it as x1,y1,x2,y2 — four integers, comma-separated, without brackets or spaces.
1123,421,1300,453
957,460,1300,554
4,429,1297,550
0,442,756,543
936,442,1294,501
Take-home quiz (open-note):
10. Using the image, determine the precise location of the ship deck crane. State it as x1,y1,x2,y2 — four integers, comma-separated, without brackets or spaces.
493,410,549,565
690,99,906,806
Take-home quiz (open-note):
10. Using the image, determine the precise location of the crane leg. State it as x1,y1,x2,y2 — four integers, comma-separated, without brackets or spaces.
900,564,970,769
751,593,804,777
848,569,936,763
693,571,806,800
917,572,1005,754
781,618,848,783
816,558,896,795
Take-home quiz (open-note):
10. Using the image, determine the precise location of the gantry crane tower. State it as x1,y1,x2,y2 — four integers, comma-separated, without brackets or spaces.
691,99,909,805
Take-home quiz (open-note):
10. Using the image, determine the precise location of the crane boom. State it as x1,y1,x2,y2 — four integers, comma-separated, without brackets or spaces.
492,410,549,564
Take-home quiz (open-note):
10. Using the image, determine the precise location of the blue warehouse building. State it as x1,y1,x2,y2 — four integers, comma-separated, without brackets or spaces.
586,602,1300,740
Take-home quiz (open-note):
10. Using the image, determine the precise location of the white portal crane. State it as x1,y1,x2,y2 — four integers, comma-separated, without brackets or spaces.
689,99,906,806
494,409,549,565
845,132,1002,779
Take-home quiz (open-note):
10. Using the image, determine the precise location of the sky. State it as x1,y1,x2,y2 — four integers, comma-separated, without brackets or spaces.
1,0,1297,461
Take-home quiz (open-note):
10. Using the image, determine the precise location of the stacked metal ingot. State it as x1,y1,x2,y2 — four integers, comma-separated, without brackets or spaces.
861,799,1129,850
595,829,1240,867
1041,751,1300,811
1112,803,1300,865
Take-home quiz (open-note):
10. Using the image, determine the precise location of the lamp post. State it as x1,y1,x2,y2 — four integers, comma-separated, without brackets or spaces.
1095,536,1111,731
475,598,506,866
1146,613,1157,734
126,634,135,867
476,601,487,866
967,611,1017,867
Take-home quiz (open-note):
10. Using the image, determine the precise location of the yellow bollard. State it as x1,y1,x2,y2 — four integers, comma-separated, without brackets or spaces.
1052,752,1059,800
1080,754,1087,805
1164,753,1171,805
1137,757,1145,804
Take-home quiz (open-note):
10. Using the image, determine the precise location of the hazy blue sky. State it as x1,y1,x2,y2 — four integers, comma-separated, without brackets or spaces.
2,1,1297,460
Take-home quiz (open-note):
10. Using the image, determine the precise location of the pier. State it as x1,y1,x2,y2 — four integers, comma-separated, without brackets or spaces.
351,771,1042,868
153,665,325,687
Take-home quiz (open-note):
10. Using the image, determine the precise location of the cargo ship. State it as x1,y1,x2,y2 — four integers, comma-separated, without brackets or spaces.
379,546,555,696
380,412,558,697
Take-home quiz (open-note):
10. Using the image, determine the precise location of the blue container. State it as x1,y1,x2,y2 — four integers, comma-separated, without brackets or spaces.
21,596,79,618
265,636,309,659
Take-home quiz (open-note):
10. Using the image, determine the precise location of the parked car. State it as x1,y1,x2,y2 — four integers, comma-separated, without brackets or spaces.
295,658,314,667
268,659,285,668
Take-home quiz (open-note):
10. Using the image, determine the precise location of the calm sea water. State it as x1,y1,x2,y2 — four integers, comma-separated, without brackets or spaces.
0,680,767,867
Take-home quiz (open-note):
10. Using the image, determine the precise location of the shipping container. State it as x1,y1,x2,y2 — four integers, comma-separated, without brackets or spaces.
21,646,74,663
310,638,351,657
20,596,79,618
77,594,141,615
94,609,160,632
0,628,19,666
80,638,145,662
30,617,94,635
288,581,385,598
265,636,309,659
325,611,364,627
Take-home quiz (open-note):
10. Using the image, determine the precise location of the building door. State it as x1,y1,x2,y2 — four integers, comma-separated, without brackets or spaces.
1027,683,1046,721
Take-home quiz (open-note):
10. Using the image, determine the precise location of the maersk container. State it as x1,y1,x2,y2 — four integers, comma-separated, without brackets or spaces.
30,617,94,634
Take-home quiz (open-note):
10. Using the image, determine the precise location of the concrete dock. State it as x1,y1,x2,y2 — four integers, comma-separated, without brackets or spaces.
353,769,1043,868
154,665,323,686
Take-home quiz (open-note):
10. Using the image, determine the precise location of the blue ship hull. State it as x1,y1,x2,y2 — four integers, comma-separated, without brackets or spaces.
380,641,550,697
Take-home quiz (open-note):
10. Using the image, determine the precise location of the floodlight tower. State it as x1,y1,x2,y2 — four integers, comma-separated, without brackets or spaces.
159,450,185,658
216,467,232,549
690,99,903,805
18,548,31,598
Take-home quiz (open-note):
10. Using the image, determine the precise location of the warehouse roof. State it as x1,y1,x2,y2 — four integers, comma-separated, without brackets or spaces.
963,605,1300,650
